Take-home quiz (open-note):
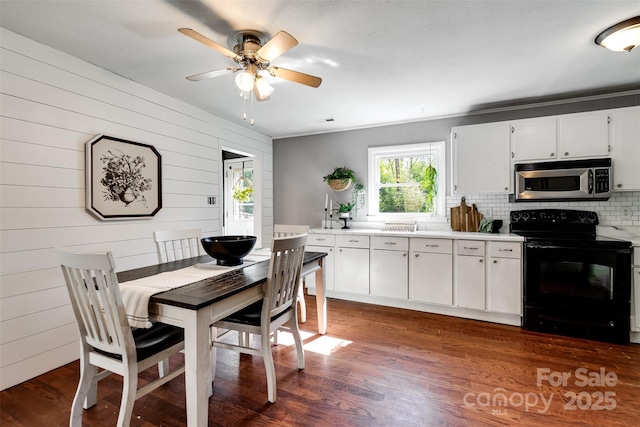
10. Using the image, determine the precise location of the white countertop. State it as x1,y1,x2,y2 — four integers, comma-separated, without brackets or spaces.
310,227,524,242
597,226,640,246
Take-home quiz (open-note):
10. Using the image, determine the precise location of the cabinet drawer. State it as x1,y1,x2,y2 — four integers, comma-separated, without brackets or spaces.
634,247,640,266
336,234,370,248
411,238,452,254
489,241,522,259
308,233,335,246
456,240,485,256
371,236,409,251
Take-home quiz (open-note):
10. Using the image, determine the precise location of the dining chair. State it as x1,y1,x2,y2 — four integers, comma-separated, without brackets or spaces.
211,233,308,403
273,224,310,323
56,248,186,427
153,228,204,263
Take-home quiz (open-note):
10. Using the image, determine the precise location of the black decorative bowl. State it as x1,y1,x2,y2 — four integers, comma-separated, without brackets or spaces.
200,235,257,266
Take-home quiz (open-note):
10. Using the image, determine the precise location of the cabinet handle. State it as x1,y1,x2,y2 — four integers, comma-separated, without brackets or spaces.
384,241,397,245
463,246,480,250
316,238,326,241
493,260,498,264
479,259,484,263
498,249,513,252
339,249,342,252
329,248,333,252
617,183,623,188
550,152,555,156
564,152,569,156
348,239,360,243
415,254,419,258
403,253,407,257
426,244,439,248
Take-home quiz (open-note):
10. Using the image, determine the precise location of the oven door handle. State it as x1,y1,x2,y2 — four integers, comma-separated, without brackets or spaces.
588,169,594,195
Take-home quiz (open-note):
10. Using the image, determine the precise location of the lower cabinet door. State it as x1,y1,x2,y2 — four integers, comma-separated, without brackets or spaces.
455,255,485,310
370,249,408,299
487,257,522,315
304,245,335,291
335,247,370,295
410,252,453,305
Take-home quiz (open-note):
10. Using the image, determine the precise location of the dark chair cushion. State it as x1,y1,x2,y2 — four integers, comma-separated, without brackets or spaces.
220,300,290,327
94,322,184,362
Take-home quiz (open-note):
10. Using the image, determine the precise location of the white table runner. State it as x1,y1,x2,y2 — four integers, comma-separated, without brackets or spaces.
120,252,270,328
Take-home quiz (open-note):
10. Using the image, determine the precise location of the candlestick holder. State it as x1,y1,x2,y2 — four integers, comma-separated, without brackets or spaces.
323,208,328,229
329,214,333,229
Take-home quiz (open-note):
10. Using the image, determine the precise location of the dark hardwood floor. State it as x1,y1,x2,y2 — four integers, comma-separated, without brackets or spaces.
2,295,640,426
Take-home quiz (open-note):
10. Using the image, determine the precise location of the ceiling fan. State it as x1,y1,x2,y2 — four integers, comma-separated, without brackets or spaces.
178,28,322,102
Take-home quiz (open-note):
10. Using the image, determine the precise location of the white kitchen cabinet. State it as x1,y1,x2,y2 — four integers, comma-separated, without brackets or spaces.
454,240,486,310
486,241,522,315
335,235,370,295
610,106,640,191
511,117,557,162
370,236,409,299
557,111,610,159
452,122,511,195
409,238,453,306
305,233,335,292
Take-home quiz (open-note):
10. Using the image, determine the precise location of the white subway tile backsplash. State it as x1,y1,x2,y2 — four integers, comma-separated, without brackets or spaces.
447,191,640,227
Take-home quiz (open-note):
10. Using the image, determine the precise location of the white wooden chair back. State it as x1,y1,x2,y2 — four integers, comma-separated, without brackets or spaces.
153,228,203,263
58,249,134,359
263,234,308,322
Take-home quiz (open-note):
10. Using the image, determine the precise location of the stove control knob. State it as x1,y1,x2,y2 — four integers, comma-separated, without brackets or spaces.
577,212,587,222
587,212,597,223
560,213,567,220
511,212,521,222
522,212,530,221
540,212,546,219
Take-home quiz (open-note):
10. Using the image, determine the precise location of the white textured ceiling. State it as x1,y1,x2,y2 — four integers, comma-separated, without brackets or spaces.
1,0,639,138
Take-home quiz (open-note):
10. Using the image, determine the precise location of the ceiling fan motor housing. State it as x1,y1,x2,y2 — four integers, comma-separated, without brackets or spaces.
233,32,270,69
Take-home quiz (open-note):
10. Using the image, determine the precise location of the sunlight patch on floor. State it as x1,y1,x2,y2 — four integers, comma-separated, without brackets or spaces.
273,330,353,355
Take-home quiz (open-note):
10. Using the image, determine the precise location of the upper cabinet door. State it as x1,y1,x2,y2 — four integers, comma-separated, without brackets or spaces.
557,111,610,159
511,117,557,162
611,106,640,191
452,122,511,195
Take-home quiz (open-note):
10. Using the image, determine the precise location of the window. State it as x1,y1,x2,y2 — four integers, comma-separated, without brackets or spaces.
368,142,446,220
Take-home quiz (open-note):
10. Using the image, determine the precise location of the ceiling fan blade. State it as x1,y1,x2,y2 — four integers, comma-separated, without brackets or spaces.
185,68,236,81
178,28,241,61
256,31,298,61
269,67,322,88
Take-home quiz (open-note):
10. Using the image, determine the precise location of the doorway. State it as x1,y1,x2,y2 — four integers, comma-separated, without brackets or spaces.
223,156,254,236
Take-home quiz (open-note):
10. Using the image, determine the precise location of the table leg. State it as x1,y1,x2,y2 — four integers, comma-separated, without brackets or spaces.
315,259,327,335
183,309,210,426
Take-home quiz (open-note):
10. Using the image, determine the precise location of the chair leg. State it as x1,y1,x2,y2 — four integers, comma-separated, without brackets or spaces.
116,363,138,427
298,281,307,323
71,354,96,426
261,332,277,403
157,359,169,378
291,318,305,370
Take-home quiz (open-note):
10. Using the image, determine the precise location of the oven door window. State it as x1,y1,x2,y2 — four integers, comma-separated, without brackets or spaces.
539,261,612,299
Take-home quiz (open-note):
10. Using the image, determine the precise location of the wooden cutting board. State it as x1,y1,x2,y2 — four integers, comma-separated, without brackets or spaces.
450,197,470,231
451,198,484,232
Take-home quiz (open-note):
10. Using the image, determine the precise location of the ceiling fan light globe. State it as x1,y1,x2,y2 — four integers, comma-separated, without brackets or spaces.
255,77,275,99
235,70,255,92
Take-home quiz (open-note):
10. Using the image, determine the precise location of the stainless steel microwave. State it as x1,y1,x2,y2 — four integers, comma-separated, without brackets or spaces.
513,158,611,202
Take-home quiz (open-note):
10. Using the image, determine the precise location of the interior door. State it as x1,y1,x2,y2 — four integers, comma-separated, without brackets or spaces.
224,159,254,236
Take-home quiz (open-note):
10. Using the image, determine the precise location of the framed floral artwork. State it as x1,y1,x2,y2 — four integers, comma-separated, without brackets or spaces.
86,135,162,220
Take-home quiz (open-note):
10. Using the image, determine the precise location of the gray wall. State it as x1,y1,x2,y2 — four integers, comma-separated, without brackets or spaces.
274,93,640,227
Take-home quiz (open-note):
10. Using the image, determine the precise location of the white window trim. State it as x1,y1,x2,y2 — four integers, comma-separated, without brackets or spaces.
367,141,447,222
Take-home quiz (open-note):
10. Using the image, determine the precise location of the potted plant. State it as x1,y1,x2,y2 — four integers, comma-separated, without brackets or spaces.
323,166,356,192
335,202,355,218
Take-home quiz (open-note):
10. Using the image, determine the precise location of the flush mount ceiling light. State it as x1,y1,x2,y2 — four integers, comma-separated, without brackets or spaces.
595,16,640,52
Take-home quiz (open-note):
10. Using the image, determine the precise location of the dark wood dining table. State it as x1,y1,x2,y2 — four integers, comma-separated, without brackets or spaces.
117,251,327,427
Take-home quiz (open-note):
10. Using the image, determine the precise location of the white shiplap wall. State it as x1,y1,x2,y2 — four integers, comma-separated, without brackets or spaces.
0,28,273,390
